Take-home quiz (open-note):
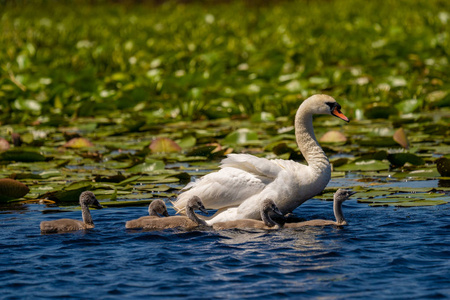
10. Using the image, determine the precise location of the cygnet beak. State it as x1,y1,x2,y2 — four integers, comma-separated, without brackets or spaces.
199,206,209,215
93,202,103,209
162,210,170,217
347,191,357,197
273,206,284,217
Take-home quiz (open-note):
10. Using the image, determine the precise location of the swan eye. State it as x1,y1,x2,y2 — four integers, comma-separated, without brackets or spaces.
325,102,336,111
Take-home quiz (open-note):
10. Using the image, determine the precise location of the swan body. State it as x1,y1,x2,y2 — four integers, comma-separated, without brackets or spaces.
284,189,356,228
125,199,169,229
40,191,103,234
143,196,208,230
212,199,284,230
174,94,349,224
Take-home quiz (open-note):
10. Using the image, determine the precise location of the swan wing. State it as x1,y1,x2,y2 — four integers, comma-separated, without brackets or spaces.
174,154,284,212
220,154,283,178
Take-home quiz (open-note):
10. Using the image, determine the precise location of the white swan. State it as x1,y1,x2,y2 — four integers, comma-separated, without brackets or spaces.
284,189,356,228
212,199,284,230
125,199,169,229
173,94,349,224
40,191,103,234
142,196,208,230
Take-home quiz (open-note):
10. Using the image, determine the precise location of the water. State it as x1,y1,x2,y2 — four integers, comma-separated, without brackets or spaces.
1,197,449,299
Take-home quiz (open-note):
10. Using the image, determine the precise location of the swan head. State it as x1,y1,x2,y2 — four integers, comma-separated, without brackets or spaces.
187,196,208,215
148,199,169,217
261,199,284,217
334,189,356,203
80,191,103,209
303,94,349,122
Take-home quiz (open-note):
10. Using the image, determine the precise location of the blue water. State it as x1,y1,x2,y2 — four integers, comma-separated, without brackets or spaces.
1,198,449,299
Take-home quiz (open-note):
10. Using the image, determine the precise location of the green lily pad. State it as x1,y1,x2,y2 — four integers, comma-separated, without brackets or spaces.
176,135,197,149
364,105,398,119
128,160,165,173
223,128,258,145
0,149,46,162
39,182,93,203
186,145,219,157
387,153,425,167
370,200,447,207
12,170,62,180
335,159,390,171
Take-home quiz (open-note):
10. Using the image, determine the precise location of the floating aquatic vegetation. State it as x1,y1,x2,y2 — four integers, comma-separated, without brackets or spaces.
63,138,94,148
436,157,450,177
319,130,347,144
0,178,30,202
149,137,182,154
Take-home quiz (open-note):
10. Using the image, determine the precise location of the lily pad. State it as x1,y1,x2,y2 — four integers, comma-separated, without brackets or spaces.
320,130,347,144
369,199,447,207
364,105,398,119
63,137,94,148
39,182,93,203
0,149,46,162
128,160,165,173
436,157,450,176
149,137,182,153
335,159,390,171
387,153,425,167
393,128,409,149
0,178,30,202
223,128,259,145
176,135,197,149
0,138,10,151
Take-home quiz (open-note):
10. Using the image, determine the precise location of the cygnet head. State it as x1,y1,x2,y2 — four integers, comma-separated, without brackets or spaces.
302,94,349,122
334,189,356,203
148,199,169,217
187,196,208,214
80,191,103,209
261,199,283,217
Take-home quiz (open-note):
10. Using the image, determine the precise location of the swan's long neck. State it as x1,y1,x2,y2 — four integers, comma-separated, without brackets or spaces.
295,106,331,181
333,200,346,225
295,107,330,170
186,206,207,226
81,204,94,226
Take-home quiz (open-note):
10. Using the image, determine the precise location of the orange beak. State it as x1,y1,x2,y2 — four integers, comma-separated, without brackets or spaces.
332,107,349,122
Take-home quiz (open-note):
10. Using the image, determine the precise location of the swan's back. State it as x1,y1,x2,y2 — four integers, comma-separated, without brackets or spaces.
40,219,91,234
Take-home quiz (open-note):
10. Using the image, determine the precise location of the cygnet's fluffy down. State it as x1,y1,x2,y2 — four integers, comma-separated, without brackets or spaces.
40,191,103,234
125,200,169,229
143,196,208,231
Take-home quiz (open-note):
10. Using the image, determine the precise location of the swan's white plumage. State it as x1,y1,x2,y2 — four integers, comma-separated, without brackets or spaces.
174,94,348,224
